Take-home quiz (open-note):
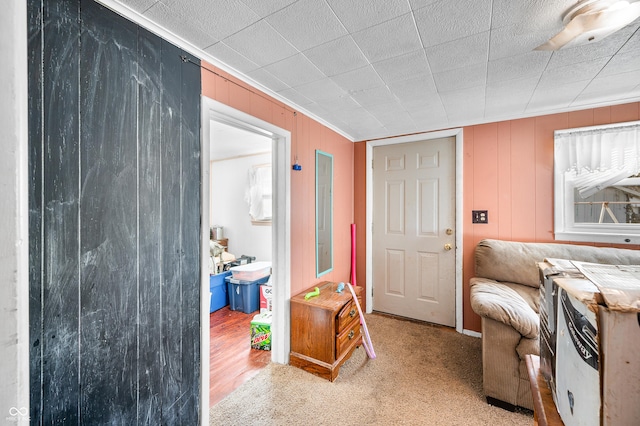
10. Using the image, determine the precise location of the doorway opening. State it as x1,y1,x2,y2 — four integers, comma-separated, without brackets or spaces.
365,128,464,333
200,97,291,409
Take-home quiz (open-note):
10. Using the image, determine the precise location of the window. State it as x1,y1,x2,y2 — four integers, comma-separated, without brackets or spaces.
246,163,272,224
554,120,640,244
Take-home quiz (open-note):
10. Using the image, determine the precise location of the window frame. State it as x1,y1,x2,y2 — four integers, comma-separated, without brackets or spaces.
554,121,640,245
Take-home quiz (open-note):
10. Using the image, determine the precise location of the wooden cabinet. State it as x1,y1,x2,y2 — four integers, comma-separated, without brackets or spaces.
290,281,362,381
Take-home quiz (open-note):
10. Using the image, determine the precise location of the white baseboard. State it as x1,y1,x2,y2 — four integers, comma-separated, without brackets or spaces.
463,329,482,338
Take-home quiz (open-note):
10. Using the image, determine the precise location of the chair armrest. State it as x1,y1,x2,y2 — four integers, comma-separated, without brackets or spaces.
470,278,539,339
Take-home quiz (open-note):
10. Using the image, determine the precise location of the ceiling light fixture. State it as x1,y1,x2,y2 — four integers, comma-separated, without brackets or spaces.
535,0,640,51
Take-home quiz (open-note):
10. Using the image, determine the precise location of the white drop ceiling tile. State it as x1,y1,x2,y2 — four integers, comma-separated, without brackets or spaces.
331,66,385,93
264,54,325,88
485,79,536,116
447,107,485,126
414,0,492,48
440,86,485,111
295,78,347,103
265,0,348,51
433,63,487,93
581,69,640,94
276,88,314,107
362,127,397,141
366,100,405,117
388,76,438,103
302,102,332,119
546,24,638,69
160,0,260,43
489,24,554,61
402,95,445,114
115,0,640,140
246,68,290,93
618,25,640,54
350,86,397,106
484,100,528,118
373,50,432,85
239,0,297,16
352,13,423,63
538,57,609,89
491,0,572,31
120,0,157,12
339,109,384,133
304,36,369,77
143,2,219,48
426,32,490,74
408,0,442,9
599,50,640,77
322,94,362,112
526,80,590,112
224,21,298,68
572,85,640,107
203,42,261,74
487,50,551,84
385,121,421,136
326,0,410,33
486,75,539,97
409,106,448,125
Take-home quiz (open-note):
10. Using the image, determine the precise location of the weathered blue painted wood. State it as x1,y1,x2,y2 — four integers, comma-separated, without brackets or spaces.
137,26,163,425
79,1,139,422
180,51,202,421
28,0,202,423
159,39,186,422
42,0,82,423
27,0,44,422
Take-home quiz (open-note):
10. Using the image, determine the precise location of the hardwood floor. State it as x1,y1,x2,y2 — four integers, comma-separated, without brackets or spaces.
209,306,271,407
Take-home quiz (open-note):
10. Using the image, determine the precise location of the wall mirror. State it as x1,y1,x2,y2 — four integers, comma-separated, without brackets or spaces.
316,150,333,277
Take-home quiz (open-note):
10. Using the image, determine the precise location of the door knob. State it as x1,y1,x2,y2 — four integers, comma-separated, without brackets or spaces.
444,243,452,251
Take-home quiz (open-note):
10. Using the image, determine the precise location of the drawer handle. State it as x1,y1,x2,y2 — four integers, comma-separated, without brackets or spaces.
348,330,355,340
349,309,356,318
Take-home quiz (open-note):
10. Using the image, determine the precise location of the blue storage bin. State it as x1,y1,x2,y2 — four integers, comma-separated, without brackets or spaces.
210,271,232,313
225,275,270,314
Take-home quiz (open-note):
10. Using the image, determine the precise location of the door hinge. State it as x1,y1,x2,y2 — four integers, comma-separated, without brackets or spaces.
371,159,374,169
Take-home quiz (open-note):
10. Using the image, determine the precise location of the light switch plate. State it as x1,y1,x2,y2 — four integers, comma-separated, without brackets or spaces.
472,210,488,224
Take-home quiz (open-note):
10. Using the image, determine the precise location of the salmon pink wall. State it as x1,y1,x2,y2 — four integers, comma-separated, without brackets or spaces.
354,102,640,333
201,62,354,297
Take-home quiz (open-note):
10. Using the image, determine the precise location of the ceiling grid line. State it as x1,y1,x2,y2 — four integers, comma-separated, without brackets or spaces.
106,0,640,141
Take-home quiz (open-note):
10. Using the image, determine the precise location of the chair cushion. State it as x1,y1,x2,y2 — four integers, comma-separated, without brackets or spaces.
470,278,539,338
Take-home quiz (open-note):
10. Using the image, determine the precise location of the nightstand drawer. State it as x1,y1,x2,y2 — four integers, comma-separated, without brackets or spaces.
336,320,360,359
336,300,358,333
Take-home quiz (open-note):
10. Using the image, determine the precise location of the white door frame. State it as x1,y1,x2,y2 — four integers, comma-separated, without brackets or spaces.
366,128,464,333
200,97,291,412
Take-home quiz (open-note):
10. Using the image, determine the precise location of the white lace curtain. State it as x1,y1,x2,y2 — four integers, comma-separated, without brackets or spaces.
245,163,272,222
555,121,640,199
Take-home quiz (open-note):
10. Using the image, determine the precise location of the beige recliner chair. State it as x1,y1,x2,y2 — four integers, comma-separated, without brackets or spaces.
469,239,640,411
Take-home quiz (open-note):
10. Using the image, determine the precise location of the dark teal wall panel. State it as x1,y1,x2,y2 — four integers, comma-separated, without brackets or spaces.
28,0,202,423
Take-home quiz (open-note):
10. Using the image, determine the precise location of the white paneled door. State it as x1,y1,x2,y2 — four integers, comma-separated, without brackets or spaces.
372,137,455,326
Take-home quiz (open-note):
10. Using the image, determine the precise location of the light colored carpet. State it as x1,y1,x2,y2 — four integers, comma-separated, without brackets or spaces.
209,313,532,425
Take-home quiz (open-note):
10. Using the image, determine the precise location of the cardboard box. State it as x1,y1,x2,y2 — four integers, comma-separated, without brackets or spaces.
538,260,584,396
250,312,272,350
259,283,272,313
539,261,640,426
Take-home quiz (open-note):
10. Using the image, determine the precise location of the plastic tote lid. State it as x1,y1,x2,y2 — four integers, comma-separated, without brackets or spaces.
230,261,272,272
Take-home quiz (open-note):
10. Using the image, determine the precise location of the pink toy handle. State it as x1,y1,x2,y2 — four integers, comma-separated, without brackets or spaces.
350,224,357,287
346,282,376,359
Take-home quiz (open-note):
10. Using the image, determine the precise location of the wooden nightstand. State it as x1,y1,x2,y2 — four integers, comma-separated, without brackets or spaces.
289,281,362,381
